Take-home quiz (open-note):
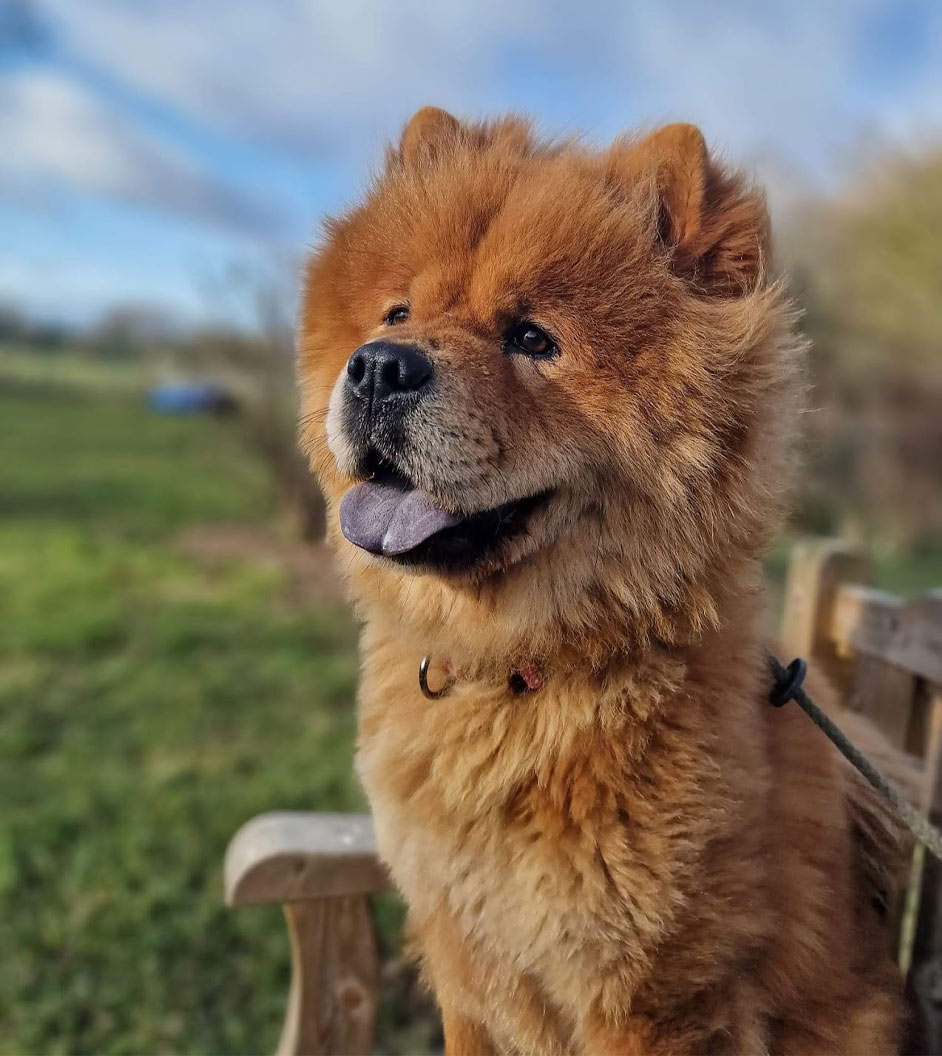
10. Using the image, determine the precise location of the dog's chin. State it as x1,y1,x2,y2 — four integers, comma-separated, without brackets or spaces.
338,453,556,578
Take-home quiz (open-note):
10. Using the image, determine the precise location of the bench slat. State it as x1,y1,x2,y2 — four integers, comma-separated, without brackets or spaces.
832,585,942,684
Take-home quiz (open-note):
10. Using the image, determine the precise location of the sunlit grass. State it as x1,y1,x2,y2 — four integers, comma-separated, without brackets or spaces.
0,368,367,1053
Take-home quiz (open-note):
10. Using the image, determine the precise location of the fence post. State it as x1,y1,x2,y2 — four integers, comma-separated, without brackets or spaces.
780,539,871,697
905,594,942,1048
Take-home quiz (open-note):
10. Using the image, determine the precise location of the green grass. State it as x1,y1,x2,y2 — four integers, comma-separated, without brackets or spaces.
0,364,374,1054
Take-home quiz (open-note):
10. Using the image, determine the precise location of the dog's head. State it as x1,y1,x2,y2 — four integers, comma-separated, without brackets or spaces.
299,109,802,665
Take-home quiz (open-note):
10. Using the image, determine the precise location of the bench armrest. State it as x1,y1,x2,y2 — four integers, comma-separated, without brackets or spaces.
225,811,390,906
225,811,391,1055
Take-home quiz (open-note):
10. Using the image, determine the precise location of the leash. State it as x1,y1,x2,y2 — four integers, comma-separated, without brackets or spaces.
766,649,942,863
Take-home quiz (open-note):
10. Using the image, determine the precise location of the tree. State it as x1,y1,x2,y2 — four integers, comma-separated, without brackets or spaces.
788,145,942,546
192,261,326,541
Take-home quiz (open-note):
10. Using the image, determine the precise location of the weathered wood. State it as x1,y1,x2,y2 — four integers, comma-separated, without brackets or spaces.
276,896,379,1056
912,689,942,946
830,585,916,746
909,686,942,1050
225,812,389,906
779,544,938,979
781,540,871,694
893,593,942,686
830,585,942,685
848,655,917,748
829,585,902,660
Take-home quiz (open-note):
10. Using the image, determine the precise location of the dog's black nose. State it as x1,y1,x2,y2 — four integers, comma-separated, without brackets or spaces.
346,341,433,405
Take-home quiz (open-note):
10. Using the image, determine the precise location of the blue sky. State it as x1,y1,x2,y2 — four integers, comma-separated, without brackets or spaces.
1,0,940,327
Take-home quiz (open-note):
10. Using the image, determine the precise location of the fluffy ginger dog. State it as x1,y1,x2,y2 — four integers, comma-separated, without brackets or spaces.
298,108,907,1054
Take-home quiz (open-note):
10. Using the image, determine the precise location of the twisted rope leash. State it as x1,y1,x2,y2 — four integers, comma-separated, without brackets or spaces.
766,650,942,863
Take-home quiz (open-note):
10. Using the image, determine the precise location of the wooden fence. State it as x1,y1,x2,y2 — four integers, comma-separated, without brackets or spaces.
226,539,942,1054
782,540,942,1051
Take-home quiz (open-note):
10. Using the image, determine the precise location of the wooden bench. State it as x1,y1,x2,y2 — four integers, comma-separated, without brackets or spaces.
226,539,942,1055
225,813,390,1055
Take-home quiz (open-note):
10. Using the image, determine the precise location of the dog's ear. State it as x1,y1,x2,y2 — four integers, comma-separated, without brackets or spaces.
396,106,461,166
642,124,710,249
613,123,770,296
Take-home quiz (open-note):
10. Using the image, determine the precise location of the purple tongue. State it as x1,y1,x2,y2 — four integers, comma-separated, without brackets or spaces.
340,480,464,556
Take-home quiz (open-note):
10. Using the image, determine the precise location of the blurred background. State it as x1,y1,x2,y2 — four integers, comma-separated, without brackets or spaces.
1,1,940,1052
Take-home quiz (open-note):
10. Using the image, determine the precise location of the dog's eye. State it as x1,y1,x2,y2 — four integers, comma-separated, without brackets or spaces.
384,305,410,326
506,321,558,358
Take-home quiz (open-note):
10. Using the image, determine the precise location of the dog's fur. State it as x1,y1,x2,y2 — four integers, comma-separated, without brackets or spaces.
298,108,907,1053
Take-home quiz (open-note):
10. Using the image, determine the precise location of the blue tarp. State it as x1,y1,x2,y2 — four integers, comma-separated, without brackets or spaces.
148,383,236,414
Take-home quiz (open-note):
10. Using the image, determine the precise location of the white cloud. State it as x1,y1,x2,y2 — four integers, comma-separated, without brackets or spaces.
39,0,549,160
4,1,938,228
3,1,941,321
0,68,286,235
39,0,942,177
609,1,942,169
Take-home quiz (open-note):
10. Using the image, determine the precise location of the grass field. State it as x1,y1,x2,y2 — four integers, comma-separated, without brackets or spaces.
0,359,441,1054
1,351,938,1054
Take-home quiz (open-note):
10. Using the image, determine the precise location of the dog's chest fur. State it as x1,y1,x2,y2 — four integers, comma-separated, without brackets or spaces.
355,628,773,1031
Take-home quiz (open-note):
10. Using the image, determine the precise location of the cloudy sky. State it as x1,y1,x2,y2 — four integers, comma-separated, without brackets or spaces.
1,0,940,325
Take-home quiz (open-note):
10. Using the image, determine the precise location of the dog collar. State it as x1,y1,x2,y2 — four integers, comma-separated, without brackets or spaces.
418,655,545,700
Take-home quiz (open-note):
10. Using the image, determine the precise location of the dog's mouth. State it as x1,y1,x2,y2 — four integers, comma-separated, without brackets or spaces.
339,454,552,572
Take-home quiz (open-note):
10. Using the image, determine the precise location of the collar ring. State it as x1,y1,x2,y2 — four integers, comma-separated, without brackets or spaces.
419,655,454,700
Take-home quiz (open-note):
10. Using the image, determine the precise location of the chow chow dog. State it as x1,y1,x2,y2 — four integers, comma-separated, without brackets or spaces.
298,108,907,1053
